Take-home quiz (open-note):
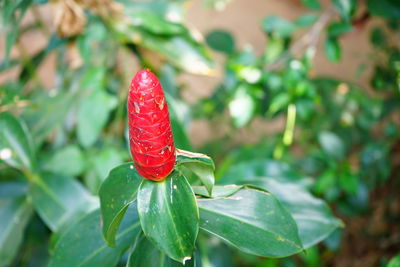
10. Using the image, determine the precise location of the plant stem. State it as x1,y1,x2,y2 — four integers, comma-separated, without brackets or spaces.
283,103,296,146
266,7,335,71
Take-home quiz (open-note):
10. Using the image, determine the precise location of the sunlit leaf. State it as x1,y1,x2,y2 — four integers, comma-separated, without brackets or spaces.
229,86,256,127
0,112,36,173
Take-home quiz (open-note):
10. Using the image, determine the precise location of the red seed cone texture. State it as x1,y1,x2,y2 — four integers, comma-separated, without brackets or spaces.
128,69,176,181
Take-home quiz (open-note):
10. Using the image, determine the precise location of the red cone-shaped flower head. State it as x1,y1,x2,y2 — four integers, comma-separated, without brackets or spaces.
128,69,176,181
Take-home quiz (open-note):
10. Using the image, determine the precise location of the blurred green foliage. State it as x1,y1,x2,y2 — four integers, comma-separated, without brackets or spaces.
1,0,399,266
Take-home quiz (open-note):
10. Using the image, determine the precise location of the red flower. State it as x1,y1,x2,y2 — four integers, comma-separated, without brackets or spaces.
128,69,176,181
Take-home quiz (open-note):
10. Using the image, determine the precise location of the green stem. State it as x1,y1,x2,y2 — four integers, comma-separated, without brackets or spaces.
283,104,297,146
273,104,297,159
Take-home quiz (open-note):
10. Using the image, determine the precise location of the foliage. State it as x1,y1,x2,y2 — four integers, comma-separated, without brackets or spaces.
0,0,399,266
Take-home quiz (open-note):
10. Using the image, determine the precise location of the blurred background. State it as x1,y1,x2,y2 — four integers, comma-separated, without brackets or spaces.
1,0,399,266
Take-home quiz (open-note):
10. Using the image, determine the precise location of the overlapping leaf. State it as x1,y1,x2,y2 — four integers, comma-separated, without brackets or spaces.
99,163,142,247
137,172,199,263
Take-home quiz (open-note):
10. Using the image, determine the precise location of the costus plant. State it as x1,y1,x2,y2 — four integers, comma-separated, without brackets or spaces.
95,70,342,265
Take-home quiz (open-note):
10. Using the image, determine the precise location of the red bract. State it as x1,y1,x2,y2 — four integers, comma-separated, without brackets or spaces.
128,69,176,181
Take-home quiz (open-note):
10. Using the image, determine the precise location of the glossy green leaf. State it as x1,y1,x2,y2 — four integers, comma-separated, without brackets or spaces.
318,131,345,160
243,178,343,248
77,91,117,148
176,149,215,195
324,37,341,62
262,15,295,38
29,172,96,231
218,159,342,247
206,30,235,54
193,185,242,198
49,205,141,267
137,172,199,263
43,145,85,177
0,183,33,265
0,112,36,173
198,187,303,257
127,232,195,267
99,163,142,247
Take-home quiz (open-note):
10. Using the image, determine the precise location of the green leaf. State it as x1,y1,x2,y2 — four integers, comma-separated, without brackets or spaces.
218,159,303,184
327,22,353,37
2,0,31,63
0,183,33,265
176,149,215,195
133,11,184,35
127,232,195,267
99,163,142,247
77,91,117,148
198,186,303,257
318,131,345,160
388,253,400,267
332,0,356,21
301,0,321,10
244,178,343,248
43,145,85,177
367,0,400,19
29,172,96,232
0,112,36,173
324,37,341,62
370,27,387,49
165,93,193,151
294,14,318,27
85,148,123,194
137,172,199,263
206,30,235,54
218,159,342,247
262,15,295,38
49,205,141,267
193,185,242,198
268,93,290,115
229,86,256,127
111,20,215,75
23,90,78,145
